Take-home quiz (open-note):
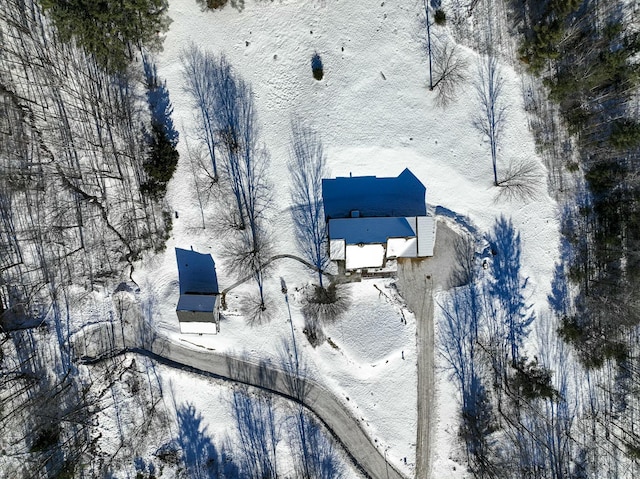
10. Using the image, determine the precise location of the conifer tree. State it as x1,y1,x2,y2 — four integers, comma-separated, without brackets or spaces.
40,0,171,73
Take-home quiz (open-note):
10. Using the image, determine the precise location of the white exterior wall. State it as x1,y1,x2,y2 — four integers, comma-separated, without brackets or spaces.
179,321,219,334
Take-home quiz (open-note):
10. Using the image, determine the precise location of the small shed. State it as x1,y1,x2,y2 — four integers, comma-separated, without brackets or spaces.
175,248,220,334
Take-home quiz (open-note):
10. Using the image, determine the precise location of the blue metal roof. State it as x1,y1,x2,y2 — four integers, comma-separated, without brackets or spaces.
329,217,416,244
175,248,219,295
177,294,218,312
322,168,426,220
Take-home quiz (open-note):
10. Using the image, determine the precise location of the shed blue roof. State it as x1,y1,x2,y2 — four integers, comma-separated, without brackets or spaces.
177,294,218,312
175,248,219,295
329,217,416,244
322,168,426,220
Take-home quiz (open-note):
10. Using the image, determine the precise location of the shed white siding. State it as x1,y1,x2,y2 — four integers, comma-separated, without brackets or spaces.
417,216,436,257
179,321,219,334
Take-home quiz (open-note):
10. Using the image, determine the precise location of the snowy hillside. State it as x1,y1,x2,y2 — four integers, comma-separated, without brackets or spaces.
5,0,640,476
1,0,578,477
137,0,559,477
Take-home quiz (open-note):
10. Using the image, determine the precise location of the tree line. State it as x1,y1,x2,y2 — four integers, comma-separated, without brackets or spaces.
1,0,176,331
510,0,640,366
434,0,640,476
1,0,178,475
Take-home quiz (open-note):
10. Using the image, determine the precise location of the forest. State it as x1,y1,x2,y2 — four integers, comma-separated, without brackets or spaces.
0,0,345,476
0,0,178,475
436,0,640,477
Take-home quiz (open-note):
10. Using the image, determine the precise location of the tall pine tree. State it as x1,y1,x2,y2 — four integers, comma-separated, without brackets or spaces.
141,56,179,199
40,0,171,73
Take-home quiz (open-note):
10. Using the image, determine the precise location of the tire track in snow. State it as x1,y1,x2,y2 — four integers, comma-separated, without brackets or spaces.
396,220,460,479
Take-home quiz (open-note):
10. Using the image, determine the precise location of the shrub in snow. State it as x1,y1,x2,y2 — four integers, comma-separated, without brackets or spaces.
303,319,325,348
302,283,350,326
300,283,348,346
200,0,227,8
434,9,446,25
198,0,247,11
311,53,324,81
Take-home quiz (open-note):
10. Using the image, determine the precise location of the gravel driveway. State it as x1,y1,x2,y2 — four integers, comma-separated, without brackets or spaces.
396,220,460,479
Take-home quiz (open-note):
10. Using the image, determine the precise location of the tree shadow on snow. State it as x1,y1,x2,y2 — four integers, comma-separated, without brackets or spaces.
175,402,239,478
486,215,534,361
230,386,279,478
286,410,345,479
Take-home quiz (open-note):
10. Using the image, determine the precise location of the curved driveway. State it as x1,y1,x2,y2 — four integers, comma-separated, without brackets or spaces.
73,323,405,479
73,222,458,479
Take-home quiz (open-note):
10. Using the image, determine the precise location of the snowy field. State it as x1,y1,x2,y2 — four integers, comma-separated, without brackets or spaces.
128,0,561,476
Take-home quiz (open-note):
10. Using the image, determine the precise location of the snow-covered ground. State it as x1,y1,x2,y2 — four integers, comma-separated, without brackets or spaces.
127,0,561,476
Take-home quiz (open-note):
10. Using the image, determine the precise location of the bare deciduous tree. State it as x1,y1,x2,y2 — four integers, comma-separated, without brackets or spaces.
422,0,434,89
180,48,274,315
431,35,468,107
225,119,274,314
232,387,280,478
181,44,219,180
437,230,497,474
420,3,467,107
473,54,507,186
223,222,274,319
494,158,543,202
289,121,330,287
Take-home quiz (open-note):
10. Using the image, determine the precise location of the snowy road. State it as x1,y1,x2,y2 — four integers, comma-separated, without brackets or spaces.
73,322,405,479
397,220,459,479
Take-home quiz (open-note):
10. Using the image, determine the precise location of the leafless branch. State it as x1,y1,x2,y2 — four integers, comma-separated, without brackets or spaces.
432,35,468,107
495,158,544,202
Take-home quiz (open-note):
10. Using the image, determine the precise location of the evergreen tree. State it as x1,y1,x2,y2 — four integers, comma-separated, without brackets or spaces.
144,56,179,147
145,122,179,182
40,0,171,73
141,56,179,199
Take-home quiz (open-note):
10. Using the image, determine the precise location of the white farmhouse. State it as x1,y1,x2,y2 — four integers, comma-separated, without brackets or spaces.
322,168,436,271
